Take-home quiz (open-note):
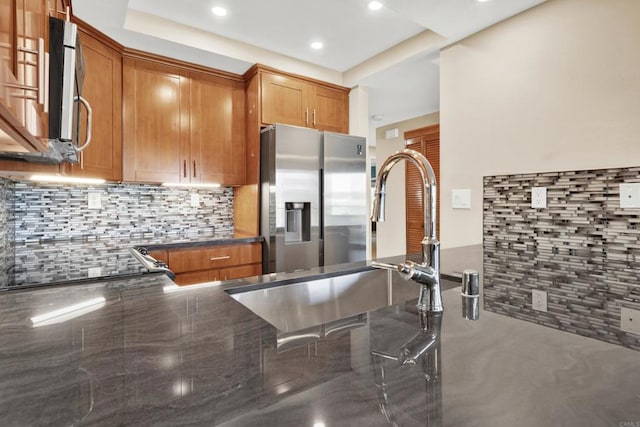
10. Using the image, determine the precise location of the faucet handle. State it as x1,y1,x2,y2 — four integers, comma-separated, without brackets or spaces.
461,269,480,320
370,261,400,272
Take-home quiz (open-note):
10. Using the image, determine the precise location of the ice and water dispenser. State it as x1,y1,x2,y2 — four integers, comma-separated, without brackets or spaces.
284,202,311,243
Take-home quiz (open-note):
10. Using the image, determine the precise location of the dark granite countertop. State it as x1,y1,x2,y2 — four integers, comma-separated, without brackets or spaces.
4,233,263,289
1,260,639,426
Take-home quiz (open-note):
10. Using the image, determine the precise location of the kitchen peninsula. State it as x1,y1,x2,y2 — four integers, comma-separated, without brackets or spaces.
0,262,639,426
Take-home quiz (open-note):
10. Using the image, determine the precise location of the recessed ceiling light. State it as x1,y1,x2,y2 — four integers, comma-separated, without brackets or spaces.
476,0,491,2
368,1,383,11
211,6,227,16
311,41,323,50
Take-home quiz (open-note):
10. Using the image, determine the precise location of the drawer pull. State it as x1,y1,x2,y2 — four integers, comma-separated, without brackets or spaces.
210,256,230,261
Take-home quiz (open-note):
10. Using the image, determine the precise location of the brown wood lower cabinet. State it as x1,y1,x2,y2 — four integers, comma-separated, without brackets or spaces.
150,242,262,286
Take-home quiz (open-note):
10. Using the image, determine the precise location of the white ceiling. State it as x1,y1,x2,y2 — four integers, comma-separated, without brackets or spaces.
72,0,546,129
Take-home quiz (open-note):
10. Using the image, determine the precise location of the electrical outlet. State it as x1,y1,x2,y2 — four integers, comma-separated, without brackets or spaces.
619,183,640,208
87,267,102,278
190,193,200,207
532,289,547,312
88,192,101,210
621,307,640,335
531,187,547,209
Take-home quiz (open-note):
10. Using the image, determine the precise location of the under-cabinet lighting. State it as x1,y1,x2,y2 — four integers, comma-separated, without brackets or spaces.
31,297,106,327
162,182,221,189
30,174,106,185
163,281,222,293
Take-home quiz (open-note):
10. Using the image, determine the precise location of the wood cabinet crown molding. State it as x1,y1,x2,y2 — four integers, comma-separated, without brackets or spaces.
72,16,123,52
243,63,350,93
123,48,245,85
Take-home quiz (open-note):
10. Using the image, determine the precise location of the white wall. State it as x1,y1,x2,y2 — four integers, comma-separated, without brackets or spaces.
440,0,640,249
374,113,440,258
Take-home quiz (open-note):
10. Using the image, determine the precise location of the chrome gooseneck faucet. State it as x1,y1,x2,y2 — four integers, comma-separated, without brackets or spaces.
371,149,442,313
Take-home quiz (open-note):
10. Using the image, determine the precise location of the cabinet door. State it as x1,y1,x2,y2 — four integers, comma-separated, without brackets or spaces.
0,0,54,166
15,0,48,138
175,270,213,286
221,263,262,281
260,72,309,127
123,57,189,183
65,30,122,180
189,71,245,185
310,84,348,133
47,0,66,19
0,1,13,78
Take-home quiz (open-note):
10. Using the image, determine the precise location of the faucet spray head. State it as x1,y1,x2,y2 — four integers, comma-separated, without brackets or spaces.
371,190,386,222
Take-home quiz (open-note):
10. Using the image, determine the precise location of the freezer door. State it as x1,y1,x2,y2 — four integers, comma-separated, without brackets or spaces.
322,132,368,266
261,124,322,273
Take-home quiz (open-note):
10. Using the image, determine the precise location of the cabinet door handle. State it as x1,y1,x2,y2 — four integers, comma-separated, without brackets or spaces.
37,38,45,106
210,256,231,261
193,160,197,178
43,52,49,113
305,108,309,125
183,160,187,178
313,109,317,127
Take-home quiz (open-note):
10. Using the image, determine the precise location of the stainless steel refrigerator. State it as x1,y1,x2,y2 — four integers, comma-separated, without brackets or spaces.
260,124,367,273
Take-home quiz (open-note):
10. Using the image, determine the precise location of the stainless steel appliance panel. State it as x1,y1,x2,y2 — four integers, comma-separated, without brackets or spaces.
261,124,322,273
322,132,368,266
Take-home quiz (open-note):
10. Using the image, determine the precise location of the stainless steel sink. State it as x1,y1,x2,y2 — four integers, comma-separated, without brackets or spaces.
227,268,418,333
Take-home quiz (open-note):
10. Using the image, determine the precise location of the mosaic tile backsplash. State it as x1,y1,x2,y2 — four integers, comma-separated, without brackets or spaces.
483,166,640,351
12,181,234,242
0,178,15,286
0,180,234,288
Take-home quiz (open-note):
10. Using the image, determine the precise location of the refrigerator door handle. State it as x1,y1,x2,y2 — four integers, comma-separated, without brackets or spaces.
319,168,324,241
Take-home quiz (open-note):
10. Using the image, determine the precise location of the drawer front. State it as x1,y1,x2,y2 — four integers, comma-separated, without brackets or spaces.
168,243,262,273
204,245,243,269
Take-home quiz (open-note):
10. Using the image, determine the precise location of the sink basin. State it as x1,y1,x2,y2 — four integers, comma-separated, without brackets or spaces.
227,268,419,333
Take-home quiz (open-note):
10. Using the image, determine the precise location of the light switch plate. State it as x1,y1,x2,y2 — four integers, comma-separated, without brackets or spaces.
619,183,640,208
531,187,547,208
452,190,471,209
621,307,640,335
190,193,200,207
88,192,101,210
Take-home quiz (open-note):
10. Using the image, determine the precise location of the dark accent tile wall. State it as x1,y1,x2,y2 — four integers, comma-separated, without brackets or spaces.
483,167,640,351
12,181,234,242
0,178,15,286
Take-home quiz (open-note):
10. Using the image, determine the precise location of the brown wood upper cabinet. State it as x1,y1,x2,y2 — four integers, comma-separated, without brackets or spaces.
258,68,349,133
0,0,51,154
63,26,122,181
123,56,246,185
